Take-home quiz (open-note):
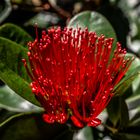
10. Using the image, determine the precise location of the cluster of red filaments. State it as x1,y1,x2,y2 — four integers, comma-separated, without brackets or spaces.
22,27,133,128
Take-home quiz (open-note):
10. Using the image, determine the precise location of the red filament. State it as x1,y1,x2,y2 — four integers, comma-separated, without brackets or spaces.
22,27,133,127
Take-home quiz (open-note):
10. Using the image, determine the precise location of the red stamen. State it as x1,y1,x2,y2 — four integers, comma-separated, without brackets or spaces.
23,26,133,128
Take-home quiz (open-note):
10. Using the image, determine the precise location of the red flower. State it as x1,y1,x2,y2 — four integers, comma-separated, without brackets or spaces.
22,27,133,128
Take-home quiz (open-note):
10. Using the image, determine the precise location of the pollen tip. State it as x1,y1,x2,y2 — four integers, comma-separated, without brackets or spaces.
22,59,27,66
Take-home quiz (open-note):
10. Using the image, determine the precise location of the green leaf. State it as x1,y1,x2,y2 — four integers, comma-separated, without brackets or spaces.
0,85,42,127
125,53,140,74
0,85,43,112
24,11,60,28
113,133,140,140
73,126,94,140
129,107,140,127
126,53,140,96
107,96,129,128
127,97,140,127
0,115,42,140
0,113,69,140
0,0,12,23
126,95,140,110
0,23,33,46
0,109,18,127
114,53,140,96
68,11,117,41
131,75,140,97
113,68,140,96
0,109,36,128
0,37,40,106
130,115,140,127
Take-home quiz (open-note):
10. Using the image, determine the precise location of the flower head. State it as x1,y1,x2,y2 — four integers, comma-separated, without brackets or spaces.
22,26,133,128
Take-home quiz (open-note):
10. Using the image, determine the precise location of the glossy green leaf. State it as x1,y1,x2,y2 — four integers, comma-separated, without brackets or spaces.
68,11,117,41
0,85,43,112
0,109,17,127
131,77,140,97
0,37,40,106
127,97,140,127
0,95,42,127
73,126,94,140
107,96,129,128
0,23,33,46
127,95,140,110
24,11,60,28
0,109,36,127
129,107,140,127
113,68,140,96
0,113,69,140
0,0,12,23
114,53,140,96
130,53,140,96
0,115,42,140
125,53,140,74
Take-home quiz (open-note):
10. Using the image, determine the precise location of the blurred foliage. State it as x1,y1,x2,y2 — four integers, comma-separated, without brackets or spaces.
0,0,140,140
0,0,12,24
